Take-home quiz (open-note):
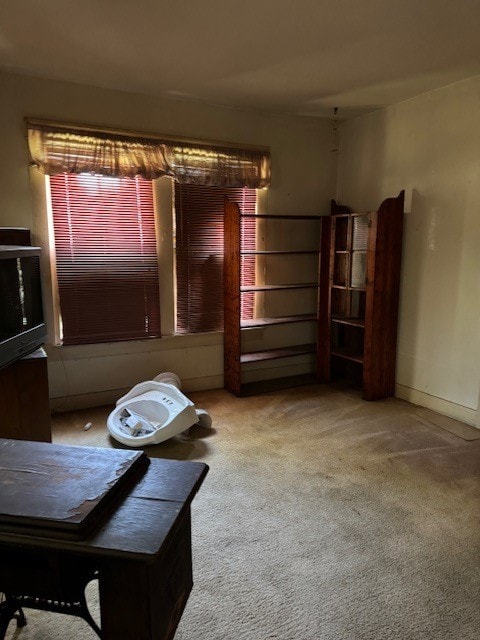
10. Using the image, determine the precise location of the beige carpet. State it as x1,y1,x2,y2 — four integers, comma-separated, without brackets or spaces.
6,385,480,639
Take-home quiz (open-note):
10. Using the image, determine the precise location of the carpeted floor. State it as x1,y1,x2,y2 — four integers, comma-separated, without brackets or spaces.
6,384,480,639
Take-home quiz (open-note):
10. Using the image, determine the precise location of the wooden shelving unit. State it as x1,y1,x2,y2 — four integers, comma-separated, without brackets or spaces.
318,191,405,400
224,199,328,396
224,192,403,399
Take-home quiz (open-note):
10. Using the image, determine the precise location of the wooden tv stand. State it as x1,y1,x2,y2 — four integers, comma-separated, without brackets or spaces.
0,227,51,442
0,348,51,442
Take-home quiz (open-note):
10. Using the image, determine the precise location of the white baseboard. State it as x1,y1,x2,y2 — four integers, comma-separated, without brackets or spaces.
49,361,315,412
395,383,478,428
50,374,225,412
51,372,478,428
50,388,130,412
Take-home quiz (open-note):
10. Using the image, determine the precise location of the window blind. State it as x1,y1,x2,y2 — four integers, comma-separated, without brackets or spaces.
174,184,256,334
49,173,160,345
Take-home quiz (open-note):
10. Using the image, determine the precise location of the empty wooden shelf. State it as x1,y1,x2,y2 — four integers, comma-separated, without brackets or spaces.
240,343,316,364
240,283,318,292
241,314,317,328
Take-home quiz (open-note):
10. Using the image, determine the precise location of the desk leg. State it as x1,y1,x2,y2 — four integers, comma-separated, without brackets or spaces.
98,511,193,640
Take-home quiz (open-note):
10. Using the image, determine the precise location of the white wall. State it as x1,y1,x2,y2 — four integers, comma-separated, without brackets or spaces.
337,75,480,425
0,71,337,408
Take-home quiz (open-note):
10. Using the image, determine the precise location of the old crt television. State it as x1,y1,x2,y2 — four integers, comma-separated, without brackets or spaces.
0,245,47,369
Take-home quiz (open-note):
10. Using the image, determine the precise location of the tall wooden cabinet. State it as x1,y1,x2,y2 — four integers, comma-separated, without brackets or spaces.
318,191,404,400
224,199,327,396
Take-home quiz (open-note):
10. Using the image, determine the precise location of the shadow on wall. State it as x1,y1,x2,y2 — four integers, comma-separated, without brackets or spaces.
190,254,223,333
202,254,223,330
337,109,388,209
397,188,465,392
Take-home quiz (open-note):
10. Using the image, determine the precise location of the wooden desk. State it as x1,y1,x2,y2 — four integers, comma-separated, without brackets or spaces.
0,439,208,639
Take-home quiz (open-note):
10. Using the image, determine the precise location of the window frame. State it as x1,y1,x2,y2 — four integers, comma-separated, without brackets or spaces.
30,169,266,348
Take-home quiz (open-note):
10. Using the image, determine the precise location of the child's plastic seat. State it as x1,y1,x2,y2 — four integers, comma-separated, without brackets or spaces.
107,373,210,447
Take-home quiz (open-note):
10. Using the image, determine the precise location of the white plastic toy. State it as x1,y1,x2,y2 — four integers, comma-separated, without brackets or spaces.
107,372,212,447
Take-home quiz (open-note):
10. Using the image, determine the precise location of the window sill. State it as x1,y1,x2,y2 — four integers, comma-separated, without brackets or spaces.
45,331,223,361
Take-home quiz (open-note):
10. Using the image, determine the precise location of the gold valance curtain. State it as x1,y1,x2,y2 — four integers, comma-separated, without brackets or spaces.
171,143,271,188
27,123,271,188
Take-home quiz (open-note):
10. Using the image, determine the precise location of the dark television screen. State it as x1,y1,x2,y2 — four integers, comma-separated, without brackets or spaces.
0,247,47,369
0,255,43,340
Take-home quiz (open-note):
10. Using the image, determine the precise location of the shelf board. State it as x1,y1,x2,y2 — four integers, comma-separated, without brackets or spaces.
240,214,323,220
241,314,317,328
331,316,365,328
241,283,318,292
241,343,316,364
331,285,366,292
239,374,320,396
241,250,320,255
331,348,364,364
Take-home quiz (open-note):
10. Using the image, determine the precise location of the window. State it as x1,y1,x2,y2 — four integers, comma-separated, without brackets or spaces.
49,173,160,345
174,184,257,334
29,121,270,345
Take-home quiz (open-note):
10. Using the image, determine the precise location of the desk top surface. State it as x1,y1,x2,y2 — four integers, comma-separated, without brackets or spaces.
0,439,208,561
0,438,147,537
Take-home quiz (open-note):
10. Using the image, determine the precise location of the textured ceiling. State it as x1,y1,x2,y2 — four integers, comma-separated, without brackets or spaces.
1,0,480,118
